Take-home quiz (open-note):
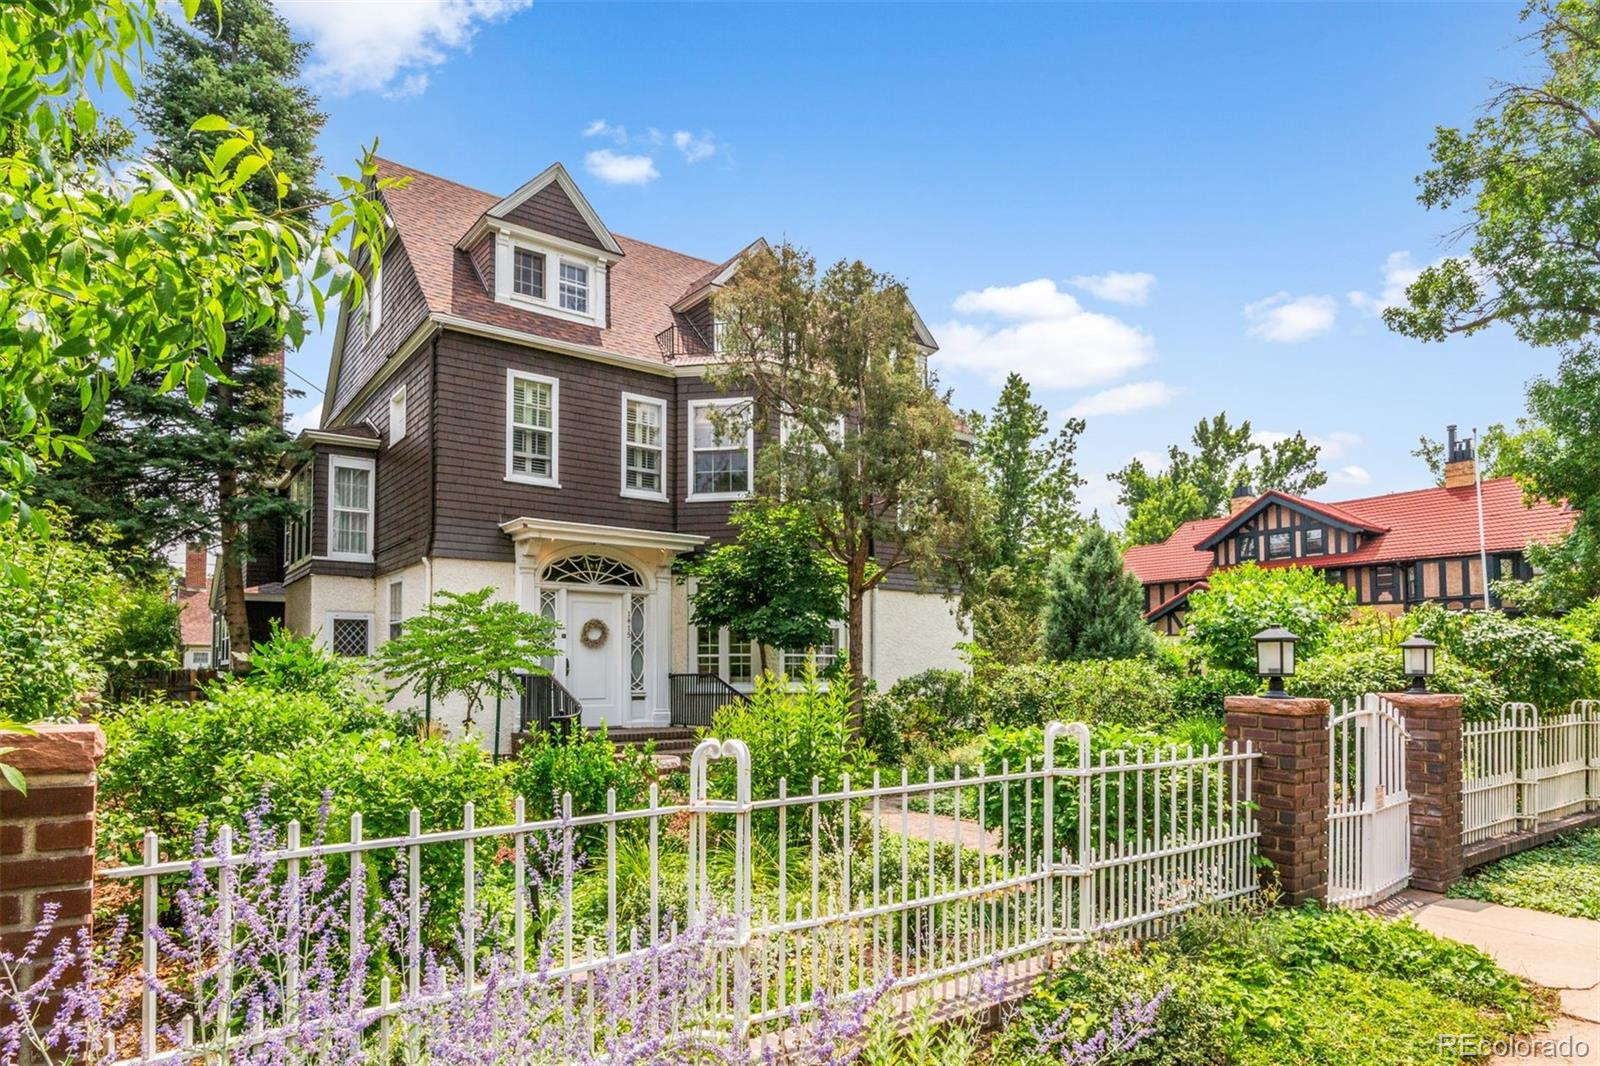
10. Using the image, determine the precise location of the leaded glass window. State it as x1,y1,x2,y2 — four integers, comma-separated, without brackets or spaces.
541,554,643,587
628,593,646,699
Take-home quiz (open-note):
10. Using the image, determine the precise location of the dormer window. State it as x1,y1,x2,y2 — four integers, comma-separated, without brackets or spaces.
559,262,589,313
513,248,545,298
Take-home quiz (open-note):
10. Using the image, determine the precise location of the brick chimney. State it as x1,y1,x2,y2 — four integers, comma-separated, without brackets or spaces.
1230,481,1255,516
1442,425,1477,490
183,542,209,593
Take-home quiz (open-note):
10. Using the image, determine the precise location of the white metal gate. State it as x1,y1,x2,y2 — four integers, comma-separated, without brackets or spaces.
1328,694,1411,908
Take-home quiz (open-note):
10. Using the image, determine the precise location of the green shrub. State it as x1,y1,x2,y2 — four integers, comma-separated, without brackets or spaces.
504,724,653,821
1288,645,1507,720
0,519,164,720
862,669,976,766
1415,608,1596,710
100,586,181,704
705,671,867,839
1170,668,1258,718
1185,563,1354,673
232,624,381,715
227,727,512,947
973,658,1177,730
98,684,393,856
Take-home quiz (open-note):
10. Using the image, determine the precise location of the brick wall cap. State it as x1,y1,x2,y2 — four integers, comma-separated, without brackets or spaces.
0,724,106,775
1224,695,1330,717
1381,692,1464,713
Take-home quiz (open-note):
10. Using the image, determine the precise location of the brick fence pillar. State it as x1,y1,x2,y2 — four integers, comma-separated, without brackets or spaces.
0,724,105,1033
1224,696,1331,905
1383,691,1464,893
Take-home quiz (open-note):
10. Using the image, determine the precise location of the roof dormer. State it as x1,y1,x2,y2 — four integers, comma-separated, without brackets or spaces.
457,163,624,328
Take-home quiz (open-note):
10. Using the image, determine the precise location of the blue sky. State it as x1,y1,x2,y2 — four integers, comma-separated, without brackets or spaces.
260,1,1552,523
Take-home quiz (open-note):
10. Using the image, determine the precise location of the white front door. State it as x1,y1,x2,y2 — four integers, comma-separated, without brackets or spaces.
566,591,624,728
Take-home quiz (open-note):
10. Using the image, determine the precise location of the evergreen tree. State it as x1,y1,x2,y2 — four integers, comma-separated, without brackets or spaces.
960,373,1084,661
33,0,326,655
1042,524,1151,662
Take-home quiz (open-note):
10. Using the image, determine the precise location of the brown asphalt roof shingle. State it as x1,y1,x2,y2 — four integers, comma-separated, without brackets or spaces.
373,157,724,365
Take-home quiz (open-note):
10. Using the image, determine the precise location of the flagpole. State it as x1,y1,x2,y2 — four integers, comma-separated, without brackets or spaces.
1473,426,1490,610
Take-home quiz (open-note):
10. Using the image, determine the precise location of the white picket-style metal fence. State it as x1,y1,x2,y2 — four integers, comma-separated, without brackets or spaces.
98,721,1260,1063
1327,694,1412,909
1463,699,1600,845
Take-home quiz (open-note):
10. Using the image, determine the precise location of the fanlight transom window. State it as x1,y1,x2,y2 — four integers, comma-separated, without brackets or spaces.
541,554,644,588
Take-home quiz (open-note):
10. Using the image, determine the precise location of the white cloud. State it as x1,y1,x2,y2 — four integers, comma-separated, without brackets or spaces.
1329,465,1372,487
672,130,716,163
584,149,660,186
1070,271,1156,306
936,279,1156,389
1063,381,1179,419
1252,429,1362,462
1243,292,1337,343
583,119,629,144
1348,251,1430,314
952,278,1082,320
287,402,321,434
278,0,532,97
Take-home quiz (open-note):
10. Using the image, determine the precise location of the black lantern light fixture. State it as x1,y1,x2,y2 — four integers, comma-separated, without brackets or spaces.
1253,626,1299,698
1399,635,1437,694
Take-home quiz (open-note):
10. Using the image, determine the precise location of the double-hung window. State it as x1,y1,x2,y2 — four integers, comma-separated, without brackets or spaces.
284,467,312,566
688,399,752,500
1302,526,1326,555
513,248,545,299
781,621,846,678
558,262,589,313
621,394,666,498
388,386,407,444
328,456,374,561
506,370,559,485
388,580,404,641
1266,530,1293,560
695,626,754,688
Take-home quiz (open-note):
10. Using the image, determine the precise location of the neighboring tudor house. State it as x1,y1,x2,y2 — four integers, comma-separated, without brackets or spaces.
1124,429,1575,636
271,157,966,744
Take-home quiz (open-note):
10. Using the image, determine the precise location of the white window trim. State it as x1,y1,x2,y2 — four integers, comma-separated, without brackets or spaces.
620,392,668,501
327,454,375,562
504,368,561,487
387,578,404,642
686,397,754,503
693,622,757,692
494,230,606,327
365,262,383,338
388,385,407,445
324,611,374,657
511,246,546,300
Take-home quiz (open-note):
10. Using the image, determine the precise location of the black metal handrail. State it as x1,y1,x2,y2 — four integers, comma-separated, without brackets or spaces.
655,323,716,359
669,672,745,729
518,672,582,736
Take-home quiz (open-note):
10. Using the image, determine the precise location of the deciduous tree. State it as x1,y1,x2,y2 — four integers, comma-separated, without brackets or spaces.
1111,413,1325,545
678,502,848,673
709,243,984,723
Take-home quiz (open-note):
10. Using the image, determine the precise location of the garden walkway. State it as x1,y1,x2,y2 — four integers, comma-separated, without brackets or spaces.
874,800,1002,850
1374,891,1600,1064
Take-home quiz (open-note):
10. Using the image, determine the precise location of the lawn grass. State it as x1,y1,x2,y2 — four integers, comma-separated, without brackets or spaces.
1448,827,1600,920
995,902,1551,1066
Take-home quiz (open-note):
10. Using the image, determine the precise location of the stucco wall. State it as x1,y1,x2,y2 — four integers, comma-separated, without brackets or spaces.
867,588,967,687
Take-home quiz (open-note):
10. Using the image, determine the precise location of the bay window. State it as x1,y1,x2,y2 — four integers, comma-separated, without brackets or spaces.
328,455,373,561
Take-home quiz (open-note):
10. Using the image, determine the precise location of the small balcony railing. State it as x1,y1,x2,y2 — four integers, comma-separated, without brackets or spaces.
669,672,745,729
655,323,716,360
517,672,581,737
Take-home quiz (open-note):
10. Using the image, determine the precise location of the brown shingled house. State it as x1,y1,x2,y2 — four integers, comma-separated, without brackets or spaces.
1124,430,1575,636
268,158,964,745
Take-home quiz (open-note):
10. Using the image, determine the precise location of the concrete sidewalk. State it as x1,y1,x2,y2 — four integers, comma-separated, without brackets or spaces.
1374,890,1600,1064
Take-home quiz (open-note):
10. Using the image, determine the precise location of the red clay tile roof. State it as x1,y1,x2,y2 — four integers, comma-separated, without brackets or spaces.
374,158,723,365
1195,490,1388,550
1124,477,1575,586
1145,580,1206,621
